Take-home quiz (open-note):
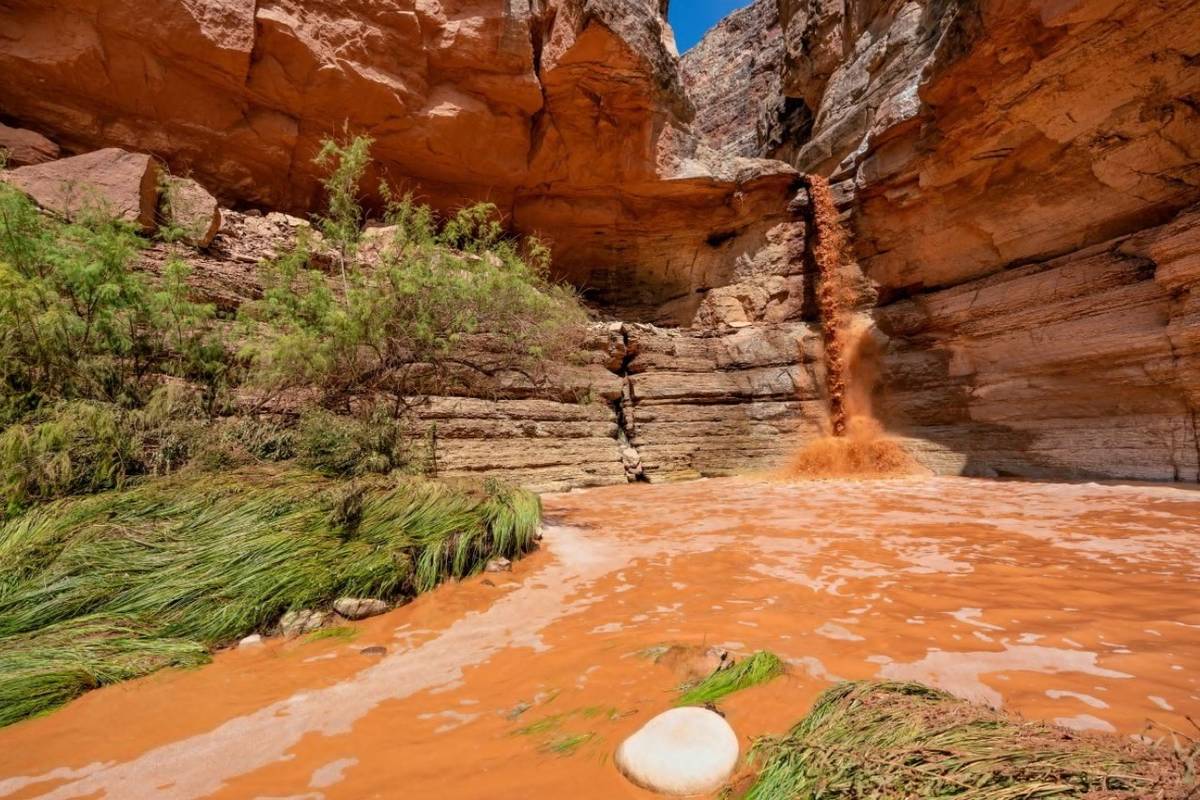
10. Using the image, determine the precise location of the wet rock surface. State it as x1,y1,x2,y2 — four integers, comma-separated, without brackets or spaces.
333,599,389,621
278,609,328,637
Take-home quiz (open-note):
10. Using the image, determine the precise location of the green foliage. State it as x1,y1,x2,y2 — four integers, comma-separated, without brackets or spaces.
677,650,786,706
0,182,226,417
742,681,1181,800
439,203,505,254
313,133,373,260
296,408,415,477
0,386,218,516
0,467,542,726
241,134,587,413
0,402,135,516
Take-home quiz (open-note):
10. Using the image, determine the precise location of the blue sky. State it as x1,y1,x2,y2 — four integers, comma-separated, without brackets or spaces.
669,0,752,52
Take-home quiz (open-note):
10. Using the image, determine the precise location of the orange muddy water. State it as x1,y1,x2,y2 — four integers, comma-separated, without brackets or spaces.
1,477,1198,799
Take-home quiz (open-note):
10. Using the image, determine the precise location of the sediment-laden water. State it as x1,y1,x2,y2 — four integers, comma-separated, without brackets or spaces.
1,477,1197,799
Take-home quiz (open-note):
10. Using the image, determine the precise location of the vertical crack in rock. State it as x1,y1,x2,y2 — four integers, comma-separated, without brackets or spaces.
610,324,647,482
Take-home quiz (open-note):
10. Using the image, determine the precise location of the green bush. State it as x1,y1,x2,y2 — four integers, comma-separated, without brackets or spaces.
297,408,414,477
240,135,588,413
0,182,227,417
0,134,584,512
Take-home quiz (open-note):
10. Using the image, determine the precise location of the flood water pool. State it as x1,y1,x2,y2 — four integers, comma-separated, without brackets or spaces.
1,477,1197,799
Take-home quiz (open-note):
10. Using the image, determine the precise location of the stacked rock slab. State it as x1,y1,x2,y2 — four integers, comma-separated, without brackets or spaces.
132,206,829,494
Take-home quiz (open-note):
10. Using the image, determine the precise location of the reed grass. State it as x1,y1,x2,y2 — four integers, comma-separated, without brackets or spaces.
677,650,786,706
742,681,1187,799
0,467,540,727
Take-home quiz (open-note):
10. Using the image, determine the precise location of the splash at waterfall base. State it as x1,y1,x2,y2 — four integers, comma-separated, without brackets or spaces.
784,175,924,481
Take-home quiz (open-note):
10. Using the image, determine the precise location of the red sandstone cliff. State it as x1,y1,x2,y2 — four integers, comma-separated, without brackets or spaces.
0,0,806,319
683,0,1200,481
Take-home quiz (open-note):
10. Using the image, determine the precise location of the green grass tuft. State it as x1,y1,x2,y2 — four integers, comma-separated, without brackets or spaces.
0,467,541,727
742,681,1188,800
677,650,786,706
543,732,598,757
305,626,357,643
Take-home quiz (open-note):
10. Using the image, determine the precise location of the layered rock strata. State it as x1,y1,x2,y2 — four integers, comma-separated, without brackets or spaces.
875,204,1200,482
683,0,1200,483
686,0,1200,294
137,206,827,493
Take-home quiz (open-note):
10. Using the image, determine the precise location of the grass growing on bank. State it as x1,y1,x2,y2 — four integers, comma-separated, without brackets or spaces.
0,467,541,727
678,651,786,706
742,681,1188,800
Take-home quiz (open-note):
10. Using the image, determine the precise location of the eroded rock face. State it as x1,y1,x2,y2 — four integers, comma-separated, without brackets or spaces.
162,176,222,248
681,0,799,160
0,0,800,319
875,204,1200,482
683,0,1200,483
689,0,1200,296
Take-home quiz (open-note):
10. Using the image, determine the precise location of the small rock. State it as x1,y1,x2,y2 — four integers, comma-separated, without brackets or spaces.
2,147,159,231
503,701,532,721
481,578,496,587
161,175,221,247
359,646,387,657
0,122,60,167
238,634,264,648
279,609,328,637
485,557,512,573
333,597,389,621
615,707,739,796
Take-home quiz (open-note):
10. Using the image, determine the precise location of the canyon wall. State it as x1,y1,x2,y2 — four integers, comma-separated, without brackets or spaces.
685,0,1200,482
0,0,803,319
134,208,826,492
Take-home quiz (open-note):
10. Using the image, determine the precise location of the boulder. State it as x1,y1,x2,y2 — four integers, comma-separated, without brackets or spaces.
0,122,59,166
615,707,740,796
237,634,264,648
2,148,159,230
332,598,389,621
162,176,221,247
279,609,328,636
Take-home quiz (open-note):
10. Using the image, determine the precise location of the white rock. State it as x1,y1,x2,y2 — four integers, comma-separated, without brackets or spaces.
615,707,739,796
485,557,512,573
238,634,263,648
279,609,328,637
333,597,389,620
